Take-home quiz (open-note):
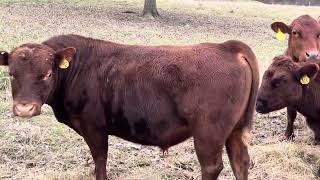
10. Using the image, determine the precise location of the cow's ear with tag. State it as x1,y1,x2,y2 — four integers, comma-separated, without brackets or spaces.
295,63,319,85
271,22,291,34
0,51,9,66
54,47,76,69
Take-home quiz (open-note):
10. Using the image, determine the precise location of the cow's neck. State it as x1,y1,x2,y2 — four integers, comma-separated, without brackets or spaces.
296,82,320,118
46,40,121,123
45,67,73,124
285,46,299,62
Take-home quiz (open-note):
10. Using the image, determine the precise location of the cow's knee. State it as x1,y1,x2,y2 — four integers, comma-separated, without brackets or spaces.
202,162,223,180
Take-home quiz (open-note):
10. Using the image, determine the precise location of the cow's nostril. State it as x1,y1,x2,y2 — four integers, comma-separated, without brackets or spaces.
306,52,310,57
28,105,35,111
256,99,268,110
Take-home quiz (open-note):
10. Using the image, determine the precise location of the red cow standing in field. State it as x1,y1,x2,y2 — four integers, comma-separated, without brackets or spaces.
0,34,259,180
270,15,320,140
256,55,320,144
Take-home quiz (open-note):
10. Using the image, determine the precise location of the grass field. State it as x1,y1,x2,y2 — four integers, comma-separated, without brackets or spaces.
0,0,320,179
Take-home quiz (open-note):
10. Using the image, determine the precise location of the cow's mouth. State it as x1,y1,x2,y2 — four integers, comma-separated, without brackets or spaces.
255,99,271,114
255,98,286,114
255,106,271,114
13,101,41,118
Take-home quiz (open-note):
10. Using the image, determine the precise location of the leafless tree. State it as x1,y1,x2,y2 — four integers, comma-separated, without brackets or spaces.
142,0,159,17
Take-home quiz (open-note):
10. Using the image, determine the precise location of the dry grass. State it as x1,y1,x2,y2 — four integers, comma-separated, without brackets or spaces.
0,0,320,179
250,142,320,180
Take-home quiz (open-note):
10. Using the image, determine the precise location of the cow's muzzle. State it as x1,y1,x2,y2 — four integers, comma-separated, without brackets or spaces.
13,101,41,117
306,51,320,61
255,98,270,114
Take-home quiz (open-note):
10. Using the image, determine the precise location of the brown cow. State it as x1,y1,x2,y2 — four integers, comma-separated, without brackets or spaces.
0,34,259,180
271,15,320,62
271,15,320,140
256,55,320,143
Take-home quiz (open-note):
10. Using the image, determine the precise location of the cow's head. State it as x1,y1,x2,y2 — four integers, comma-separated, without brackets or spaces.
271,15,320,61
0,44,76,117
256,55,319,114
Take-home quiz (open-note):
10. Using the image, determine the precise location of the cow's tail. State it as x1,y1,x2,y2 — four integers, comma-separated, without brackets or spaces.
224,40,260,145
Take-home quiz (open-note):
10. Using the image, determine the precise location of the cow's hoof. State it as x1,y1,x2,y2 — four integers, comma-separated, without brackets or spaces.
313,139,320,145
281,134,295,141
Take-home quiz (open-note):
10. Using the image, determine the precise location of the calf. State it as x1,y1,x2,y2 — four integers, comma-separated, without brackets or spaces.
271,15,320,139
0,34,259,180
256,55,320,142
271,15,320,62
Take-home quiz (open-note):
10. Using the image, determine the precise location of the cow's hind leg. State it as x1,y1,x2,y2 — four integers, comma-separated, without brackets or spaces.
226,128,250,180
193,123,227,180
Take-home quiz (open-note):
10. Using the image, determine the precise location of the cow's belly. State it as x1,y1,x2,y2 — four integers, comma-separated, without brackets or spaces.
107,115,191,150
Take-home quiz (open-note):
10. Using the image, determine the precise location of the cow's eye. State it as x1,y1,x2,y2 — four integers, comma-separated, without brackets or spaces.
292,30,300,37
273,82,280,88
271,80,281,88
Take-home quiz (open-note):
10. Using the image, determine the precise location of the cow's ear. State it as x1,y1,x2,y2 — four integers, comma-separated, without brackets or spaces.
0,51,9,66
54,47,76,69
271,22,291,34
295,63,319,85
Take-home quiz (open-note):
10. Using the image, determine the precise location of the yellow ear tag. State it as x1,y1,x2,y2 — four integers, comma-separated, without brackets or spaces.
276,28,286,41
300,75,310,85
59,57,69,69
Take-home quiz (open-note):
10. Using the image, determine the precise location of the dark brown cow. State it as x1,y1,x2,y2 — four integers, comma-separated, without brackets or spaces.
271,15,320,140
256,55,320,142
271,15,320,62
0,34,259,180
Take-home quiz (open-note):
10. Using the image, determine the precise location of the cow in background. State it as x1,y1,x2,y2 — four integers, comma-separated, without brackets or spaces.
256,55,320,143
270,15,320,139
271,15,320,62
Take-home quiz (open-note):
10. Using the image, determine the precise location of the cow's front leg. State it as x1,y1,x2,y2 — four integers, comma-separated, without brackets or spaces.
82,124,108,180
285,107,297,140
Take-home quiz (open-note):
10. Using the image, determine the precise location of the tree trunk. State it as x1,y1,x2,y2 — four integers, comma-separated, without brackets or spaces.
142,0,159,17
